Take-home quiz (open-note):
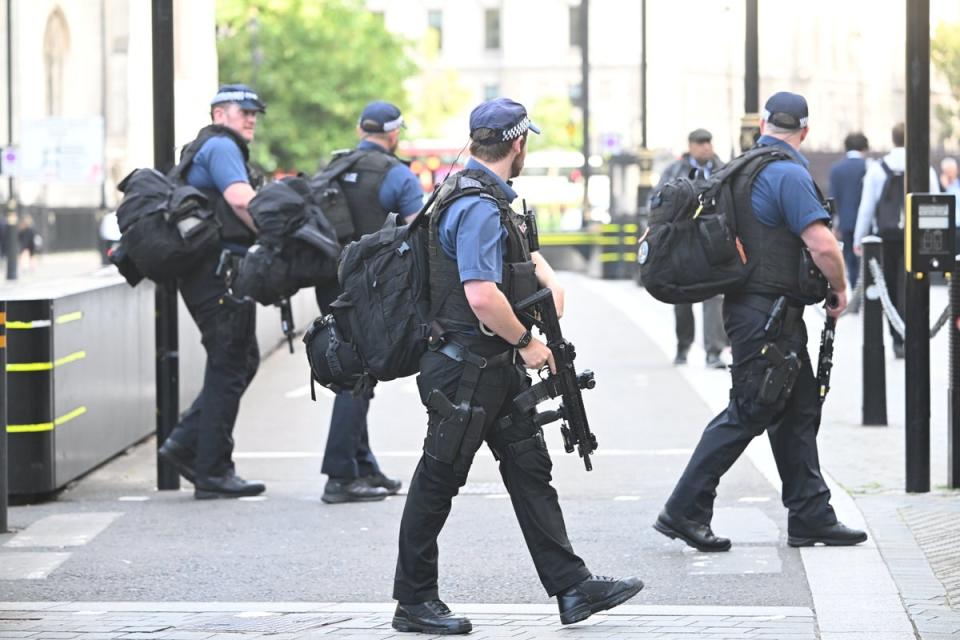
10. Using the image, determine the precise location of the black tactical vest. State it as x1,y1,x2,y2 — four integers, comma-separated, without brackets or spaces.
329,147,403,239
182,124,262,246
428,169,539,335
731,147,826,303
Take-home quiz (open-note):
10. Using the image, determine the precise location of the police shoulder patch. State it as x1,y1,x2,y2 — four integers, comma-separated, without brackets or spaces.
458,176,483,190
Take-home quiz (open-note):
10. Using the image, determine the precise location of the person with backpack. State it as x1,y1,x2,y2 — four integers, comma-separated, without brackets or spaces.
315,101,423,504
390,98,642,635
652,128,728,368
654,92,868,553
828,132,869,293
852,122,939,358
157,84,267,499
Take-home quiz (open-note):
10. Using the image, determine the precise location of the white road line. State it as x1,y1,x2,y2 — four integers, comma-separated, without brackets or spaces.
0,552,71,579
285,384,331,399
117,496,149,502
3,512,123,549
613,496,641,501
587,276,914,639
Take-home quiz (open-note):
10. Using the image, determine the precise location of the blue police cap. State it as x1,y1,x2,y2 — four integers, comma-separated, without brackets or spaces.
763,91,808,130
359,101,405,133
211,84,266,113
469,98,541,144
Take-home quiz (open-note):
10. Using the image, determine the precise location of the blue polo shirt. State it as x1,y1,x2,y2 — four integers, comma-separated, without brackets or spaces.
751,135,830,235
185,135,249,194
437,158,515,283
356,140,424,217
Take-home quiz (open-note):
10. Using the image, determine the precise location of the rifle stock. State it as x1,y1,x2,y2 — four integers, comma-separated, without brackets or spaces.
514,288,598,471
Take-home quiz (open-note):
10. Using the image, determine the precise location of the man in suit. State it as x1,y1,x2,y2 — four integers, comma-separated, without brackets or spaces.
828,132,868,292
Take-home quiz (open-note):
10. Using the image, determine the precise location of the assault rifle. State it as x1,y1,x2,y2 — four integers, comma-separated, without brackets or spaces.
817,293,840,404
513,288,598,471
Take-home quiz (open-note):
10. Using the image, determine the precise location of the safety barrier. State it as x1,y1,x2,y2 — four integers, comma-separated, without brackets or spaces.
538,219,640,280
0,300,7,531
2,271,316,498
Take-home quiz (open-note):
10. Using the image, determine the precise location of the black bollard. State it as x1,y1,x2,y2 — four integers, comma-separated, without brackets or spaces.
949,272,960,488
861,236,888,426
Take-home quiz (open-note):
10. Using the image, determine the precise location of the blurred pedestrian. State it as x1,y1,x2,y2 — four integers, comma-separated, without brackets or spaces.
828,132,868,292
655,92,867,553
652,128,728,368
17,214,38,274
157,84,267,499
941,157,960,195
853,123,938,358
314,101,421,504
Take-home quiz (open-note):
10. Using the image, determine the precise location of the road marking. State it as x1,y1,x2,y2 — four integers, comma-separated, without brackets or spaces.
0,552,71,579
118,496,149,502
614,495,641,501
238,496,268,502
3,512,123,548
738,496,771,503
284,384,332,399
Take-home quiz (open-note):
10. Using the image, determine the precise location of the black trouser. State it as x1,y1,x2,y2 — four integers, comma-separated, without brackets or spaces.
841,230,860,290
881,238,905,347
393,346,591,603
675,296,727,356
167,253,260,480
315,286,381,481
665,295,837,533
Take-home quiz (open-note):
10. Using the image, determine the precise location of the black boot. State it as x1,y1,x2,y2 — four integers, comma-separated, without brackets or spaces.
392,600,472,635
788,522,868,547
361,472,402,495
322,478,389,504
653,510,731,552
158,438,196,484
194,473,266,499
557,575,644,625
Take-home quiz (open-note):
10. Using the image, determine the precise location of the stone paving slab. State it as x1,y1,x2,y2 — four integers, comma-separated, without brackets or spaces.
0,604,817,639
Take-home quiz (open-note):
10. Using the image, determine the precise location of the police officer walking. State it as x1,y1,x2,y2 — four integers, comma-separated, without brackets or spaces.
654,92,867,551
391,98,642,635
157,84,267,499
317,101,423,504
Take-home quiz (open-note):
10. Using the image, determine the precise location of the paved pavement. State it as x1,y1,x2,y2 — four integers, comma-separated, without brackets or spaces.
0,272,958,639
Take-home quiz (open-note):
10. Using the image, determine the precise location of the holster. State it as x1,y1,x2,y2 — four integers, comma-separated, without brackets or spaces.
424,389,486,468
756,342,801,405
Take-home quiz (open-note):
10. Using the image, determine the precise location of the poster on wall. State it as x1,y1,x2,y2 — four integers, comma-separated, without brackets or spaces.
17,117,104,185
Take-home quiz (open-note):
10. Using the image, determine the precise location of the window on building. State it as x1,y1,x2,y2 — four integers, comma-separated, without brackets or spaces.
484,83,500,101
484,9,501,50
569,5,582,48
569,83,583,107
43,9,71,116
427,9,443,51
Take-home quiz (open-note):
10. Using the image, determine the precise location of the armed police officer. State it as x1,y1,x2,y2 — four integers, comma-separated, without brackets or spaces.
157,84,266,499
654,92,868,551
316,101,423,504
391,98,642,635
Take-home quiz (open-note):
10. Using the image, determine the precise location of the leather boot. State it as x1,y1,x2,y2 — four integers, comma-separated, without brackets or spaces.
557,574,644,625
392,600,472,635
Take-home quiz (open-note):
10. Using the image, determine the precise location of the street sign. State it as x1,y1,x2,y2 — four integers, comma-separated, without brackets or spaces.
17,117,104,185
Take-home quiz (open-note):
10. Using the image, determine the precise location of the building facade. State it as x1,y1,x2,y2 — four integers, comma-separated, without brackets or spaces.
0,0,218,251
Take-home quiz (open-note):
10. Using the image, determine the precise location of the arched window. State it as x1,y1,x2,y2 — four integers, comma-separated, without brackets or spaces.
43,9,70,116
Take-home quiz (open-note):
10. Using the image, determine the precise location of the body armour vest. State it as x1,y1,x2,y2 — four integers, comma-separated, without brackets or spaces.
183,124,262,246
427,169,539,335
731,148,826,303
329,147,403,239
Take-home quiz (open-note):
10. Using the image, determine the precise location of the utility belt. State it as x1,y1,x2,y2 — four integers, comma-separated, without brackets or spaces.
726,293,805,336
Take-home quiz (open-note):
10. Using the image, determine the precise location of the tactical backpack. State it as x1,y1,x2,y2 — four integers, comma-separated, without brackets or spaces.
307,151,362,242
113,142,221,285
302,314,371,397
232,175,341,306
875,160,905,240
638,146,790,304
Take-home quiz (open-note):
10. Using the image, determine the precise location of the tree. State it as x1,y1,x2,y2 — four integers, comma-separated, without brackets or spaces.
526,96,583,152
932,22,960,145
217,0,416,172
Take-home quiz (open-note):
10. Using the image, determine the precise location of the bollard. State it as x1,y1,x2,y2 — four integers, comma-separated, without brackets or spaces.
861,236,888,426
949,272,960,488
599,219,638,280
0,301,6,533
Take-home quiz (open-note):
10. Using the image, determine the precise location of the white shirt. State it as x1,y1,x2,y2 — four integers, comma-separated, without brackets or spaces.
853,147,939,248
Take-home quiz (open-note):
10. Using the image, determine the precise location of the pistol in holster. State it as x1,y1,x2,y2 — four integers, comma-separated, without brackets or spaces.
424,389,486,468
757,342,801,405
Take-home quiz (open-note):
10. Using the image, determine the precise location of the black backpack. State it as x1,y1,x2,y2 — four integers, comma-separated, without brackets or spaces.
113,143,221,285
638,147,788,304
307,151,364,242
875,160,905,240
233,175,341,305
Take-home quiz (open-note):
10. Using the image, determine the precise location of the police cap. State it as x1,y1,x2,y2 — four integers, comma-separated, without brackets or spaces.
211,83,266,113
469,98,541,144
359,101,406,133
763,91,809,130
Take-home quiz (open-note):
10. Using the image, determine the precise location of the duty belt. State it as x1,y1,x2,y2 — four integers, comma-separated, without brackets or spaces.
436,340,516,369
727,293,805,335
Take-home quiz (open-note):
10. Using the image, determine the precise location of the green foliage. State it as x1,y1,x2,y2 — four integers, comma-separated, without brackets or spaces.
216,0,416,172
932,22,960,144
527,96,583,152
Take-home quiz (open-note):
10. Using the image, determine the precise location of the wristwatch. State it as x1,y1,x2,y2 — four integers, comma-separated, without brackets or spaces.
514,329,533,349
